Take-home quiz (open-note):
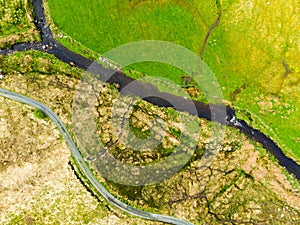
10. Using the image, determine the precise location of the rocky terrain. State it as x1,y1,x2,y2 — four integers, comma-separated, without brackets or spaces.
0,51,299,224
1,0,300,224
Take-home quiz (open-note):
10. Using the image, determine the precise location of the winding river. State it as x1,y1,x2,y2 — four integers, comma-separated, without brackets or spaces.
0,0,299,224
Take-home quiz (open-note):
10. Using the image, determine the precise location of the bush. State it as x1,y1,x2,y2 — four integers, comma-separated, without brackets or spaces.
33,108,47,119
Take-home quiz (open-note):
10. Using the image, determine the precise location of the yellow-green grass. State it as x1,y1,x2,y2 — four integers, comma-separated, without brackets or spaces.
47,0,300,161
0,0,28,35
203,0,300,160
0,0,40,47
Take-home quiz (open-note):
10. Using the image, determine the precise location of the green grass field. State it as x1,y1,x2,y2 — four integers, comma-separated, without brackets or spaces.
48,0,216,54
47,0,300,161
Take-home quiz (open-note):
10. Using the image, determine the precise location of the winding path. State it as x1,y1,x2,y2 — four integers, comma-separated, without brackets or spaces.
0,0,299,223
0,87,193,225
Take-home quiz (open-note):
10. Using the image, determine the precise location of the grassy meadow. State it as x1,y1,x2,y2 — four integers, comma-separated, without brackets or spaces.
47,0,300,161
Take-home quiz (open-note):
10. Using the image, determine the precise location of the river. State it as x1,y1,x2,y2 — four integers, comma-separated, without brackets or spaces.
0,0,299,198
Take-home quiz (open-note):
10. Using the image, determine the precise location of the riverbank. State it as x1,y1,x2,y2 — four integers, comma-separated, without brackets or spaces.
2,0,299,223
38,0,300,180
46,0,300,162
1,51,300,224
1,0,299,179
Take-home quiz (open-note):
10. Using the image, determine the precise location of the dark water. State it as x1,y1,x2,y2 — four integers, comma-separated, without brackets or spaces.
0,0,298,180
234,120,300,179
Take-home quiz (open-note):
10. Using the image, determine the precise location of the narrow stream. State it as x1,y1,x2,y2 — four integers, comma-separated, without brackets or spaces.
1,0,299,180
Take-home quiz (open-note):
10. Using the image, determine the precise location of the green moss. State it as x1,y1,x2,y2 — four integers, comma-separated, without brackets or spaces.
129,123,151,140
0,51,83,78
0,0,30,36
33,108,47,119
169,127,181,138
0,0,40,48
